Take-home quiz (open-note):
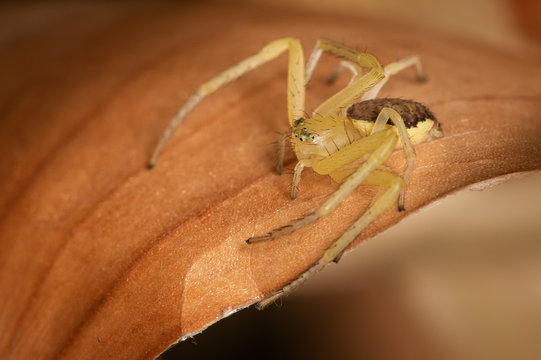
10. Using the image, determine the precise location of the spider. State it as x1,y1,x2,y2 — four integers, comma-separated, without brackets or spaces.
148,38,443,309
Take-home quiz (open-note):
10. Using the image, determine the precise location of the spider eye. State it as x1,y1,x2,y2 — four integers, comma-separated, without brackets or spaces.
293,117,305,127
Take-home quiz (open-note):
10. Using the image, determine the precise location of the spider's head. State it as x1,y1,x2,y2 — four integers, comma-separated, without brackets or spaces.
292,117,317,144
291,116,336,164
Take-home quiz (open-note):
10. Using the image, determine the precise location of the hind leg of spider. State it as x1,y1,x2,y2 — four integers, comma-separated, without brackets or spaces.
327,54,425,88
148,37,306,168
369,107,416,210
325,55,426,96
362,55,427,101
256,169,403,309
325,60,362,85
247,129,398,244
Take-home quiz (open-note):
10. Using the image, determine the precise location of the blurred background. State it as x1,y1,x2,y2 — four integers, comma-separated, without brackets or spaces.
159,0,541,359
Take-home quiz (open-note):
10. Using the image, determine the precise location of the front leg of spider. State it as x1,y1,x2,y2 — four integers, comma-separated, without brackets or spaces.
148,37,306,169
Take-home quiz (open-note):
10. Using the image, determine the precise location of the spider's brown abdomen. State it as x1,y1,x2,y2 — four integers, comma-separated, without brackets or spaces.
347,98,437,128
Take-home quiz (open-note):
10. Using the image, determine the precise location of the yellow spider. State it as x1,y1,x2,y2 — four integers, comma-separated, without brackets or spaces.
148,38,443,308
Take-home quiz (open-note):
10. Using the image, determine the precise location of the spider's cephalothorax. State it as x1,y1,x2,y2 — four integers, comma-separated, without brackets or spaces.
291,112,359,167
148,38,444,309
291,115,342,165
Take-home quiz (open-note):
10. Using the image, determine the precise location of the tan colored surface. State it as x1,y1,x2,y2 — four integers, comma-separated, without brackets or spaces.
0,2,540,359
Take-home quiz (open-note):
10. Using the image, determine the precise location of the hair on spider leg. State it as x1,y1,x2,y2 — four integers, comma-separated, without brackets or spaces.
351,43,369,54
278,166,295,175
255,294,283,310
269,133,284,146
330,138,340,151
246,213,302,244
310,111,325,119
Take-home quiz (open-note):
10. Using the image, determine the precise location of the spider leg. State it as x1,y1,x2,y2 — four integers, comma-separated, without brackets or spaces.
362,55,427,101
304,41,324,85
303,39,385,117
148,37,306,168
369,107,416,210
275,132,290,175
257,168,403,309
247,129,397,243
289,161,305,200
325,60,363,86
